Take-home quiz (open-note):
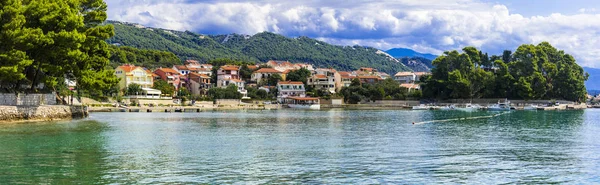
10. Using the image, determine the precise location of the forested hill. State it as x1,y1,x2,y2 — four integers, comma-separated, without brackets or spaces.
105,21,411,74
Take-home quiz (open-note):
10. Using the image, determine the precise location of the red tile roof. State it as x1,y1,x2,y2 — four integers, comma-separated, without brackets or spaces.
118,64,138,73
174,65,188,70
185,60,200,64
287,96,320,101
358,75,382,79
314,74,327,79
155,68,180,74
220,65,239,71
254,68,282,73
414,72,431,76
394,72,414,77
278,81,304,85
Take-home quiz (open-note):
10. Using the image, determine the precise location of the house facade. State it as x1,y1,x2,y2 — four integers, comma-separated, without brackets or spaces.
308,68,341,93
251,68,283,83
115,64,154,90
188,72,212,96
277,81,306,102
154,68,182,90
265,60,314,72
400,83,421,92
394,72,417,83
217,65,247,96
338,71,356,88
357,75,382,84
414,72,431,82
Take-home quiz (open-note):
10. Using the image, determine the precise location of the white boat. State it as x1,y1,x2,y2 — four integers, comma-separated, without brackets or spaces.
438,105,456,110
288,104,321,110
412,104,430,110
523,104,539,110
487,99,511,111
457,103,481,112
284,96,321,110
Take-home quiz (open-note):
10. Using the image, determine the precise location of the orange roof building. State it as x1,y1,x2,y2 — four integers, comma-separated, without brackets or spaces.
251,68,284,83
115,64,154,90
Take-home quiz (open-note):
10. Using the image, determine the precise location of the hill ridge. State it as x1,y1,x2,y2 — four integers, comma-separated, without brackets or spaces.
105,21,411,74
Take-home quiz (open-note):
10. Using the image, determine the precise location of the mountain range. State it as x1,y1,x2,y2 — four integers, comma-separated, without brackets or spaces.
105,21,600,92
385,48,438,61
105,21,410,75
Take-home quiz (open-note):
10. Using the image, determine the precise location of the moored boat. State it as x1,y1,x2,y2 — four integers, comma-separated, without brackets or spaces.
487,99,511,111
523,104,539,110
284,97,321,110
412,104,430,110
456,103,481,112
438,105,456,110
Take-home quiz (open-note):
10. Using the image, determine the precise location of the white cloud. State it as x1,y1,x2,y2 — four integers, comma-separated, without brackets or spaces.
105,0,600,68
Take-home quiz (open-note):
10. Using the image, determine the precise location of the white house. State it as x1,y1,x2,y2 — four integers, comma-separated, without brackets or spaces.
277,81,306,102
251,68,283,83
216,65,247,97
394,72,416,83
308,68,341,93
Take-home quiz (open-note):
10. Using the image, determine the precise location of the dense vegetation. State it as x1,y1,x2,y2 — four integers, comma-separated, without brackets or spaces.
421,42,588,102
109,46,181,69
105,21,411,74
340,78,420,104
207,85,242,99
0,0,117,101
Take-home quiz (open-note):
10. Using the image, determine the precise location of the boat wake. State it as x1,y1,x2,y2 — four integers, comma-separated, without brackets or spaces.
412,111,512,125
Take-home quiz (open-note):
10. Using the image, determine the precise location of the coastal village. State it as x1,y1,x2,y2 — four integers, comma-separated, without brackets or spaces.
107,60,430,110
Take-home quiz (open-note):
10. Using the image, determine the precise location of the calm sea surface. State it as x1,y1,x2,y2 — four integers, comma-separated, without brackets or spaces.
1,109,600,184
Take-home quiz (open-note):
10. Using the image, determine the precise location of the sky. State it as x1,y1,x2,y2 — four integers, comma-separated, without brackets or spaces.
105,0,600,68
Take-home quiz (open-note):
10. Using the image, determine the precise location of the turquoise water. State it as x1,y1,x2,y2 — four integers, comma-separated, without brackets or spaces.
1,109,599,184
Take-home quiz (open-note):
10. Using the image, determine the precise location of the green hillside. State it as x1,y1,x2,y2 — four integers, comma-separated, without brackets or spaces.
105,21,410,74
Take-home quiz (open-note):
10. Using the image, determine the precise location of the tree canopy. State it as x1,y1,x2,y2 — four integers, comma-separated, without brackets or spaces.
421,42,588,102
0,0,117,95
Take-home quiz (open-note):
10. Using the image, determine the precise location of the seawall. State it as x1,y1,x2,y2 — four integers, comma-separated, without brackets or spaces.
0,105,88,123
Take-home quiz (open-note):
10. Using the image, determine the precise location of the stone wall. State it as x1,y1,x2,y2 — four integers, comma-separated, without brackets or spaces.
0,93,57,106
0,105,87,123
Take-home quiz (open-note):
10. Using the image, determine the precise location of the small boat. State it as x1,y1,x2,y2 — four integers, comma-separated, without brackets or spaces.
438,105,456,110
288,104,321,110
457,103,481,112
487,99,511,111
284,96,321,110
523,104,539,110
412,104,430,110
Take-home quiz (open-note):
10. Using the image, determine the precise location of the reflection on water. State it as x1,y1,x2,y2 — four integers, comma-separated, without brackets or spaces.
0,120,109,184
0,109,599,183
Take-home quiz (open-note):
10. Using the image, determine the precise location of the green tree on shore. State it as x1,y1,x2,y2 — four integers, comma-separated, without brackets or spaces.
126,83,143,95
421,42,588,102
0,0,118,97
152,80,175,96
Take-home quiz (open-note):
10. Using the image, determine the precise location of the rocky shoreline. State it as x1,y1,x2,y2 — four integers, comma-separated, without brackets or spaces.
0,105,88,123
